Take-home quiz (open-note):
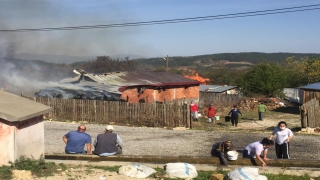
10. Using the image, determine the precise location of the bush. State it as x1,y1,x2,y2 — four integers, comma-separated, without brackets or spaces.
8,155,57,177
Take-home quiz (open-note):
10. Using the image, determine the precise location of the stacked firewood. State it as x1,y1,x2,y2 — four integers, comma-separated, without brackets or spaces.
235,98,285,111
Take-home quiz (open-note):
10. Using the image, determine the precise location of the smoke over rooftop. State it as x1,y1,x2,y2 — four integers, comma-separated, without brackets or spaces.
0,1,142,58
0,1,141,96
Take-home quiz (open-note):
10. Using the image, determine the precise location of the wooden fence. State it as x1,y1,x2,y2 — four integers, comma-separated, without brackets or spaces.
199,92,240,107
301,98,320,128
34,97,191,128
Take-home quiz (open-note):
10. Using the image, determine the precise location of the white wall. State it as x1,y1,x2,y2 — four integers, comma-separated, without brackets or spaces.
0,116,44,165
283,88,303,104
0,121,15,165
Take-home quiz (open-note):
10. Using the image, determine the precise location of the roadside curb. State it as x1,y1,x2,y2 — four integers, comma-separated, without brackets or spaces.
46,159,320,178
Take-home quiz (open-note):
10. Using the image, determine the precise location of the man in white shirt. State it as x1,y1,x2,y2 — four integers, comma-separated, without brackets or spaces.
243,138,274,166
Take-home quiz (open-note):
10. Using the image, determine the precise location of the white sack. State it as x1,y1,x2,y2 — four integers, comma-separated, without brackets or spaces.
118,164,156,178
226,167,268,180
165,162,198,179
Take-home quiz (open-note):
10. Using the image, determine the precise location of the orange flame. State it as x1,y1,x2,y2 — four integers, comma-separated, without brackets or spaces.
184,70,210,85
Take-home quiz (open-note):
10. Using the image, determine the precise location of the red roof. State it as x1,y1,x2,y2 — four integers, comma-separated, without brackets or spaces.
62,69,200,93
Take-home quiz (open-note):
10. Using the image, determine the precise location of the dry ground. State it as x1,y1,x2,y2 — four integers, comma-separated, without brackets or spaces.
38,105,319,180
33,168,154,180
193,105,304,132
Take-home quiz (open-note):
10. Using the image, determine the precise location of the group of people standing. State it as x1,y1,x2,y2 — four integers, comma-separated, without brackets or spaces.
190,101,217,123
63,125,123,156
190,101,268,126
211,121,294,166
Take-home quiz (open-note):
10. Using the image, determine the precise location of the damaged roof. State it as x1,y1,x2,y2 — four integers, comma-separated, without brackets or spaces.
200,85,236,93
60,69,200,92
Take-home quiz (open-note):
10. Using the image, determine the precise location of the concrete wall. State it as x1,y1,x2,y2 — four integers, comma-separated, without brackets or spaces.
0,119,15,165
0,115,44,165
121,85,199,103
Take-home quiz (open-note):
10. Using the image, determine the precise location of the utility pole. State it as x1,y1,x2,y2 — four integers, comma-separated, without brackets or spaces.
163,55,169,71
165,55,169,71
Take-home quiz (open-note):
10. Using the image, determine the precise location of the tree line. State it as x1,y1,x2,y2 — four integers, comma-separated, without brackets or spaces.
204,56,320,98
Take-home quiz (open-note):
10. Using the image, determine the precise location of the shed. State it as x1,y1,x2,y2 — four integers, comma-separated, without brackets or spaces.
199,85,237,94
299,82,320,128
199,85,240,107
299,82,320,103
0,90,53,165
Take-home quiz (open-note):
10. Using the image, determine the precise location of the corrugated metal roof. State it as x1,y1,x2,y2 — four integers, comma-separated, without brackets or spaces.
199,85,236,93
60,69,200,93
300,82,320,90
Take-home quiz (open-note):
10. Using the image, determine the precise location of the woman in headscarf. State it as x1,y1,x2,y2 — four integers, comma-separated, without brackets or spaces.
190,100,199,121
211,140,234,165
204,103,216,123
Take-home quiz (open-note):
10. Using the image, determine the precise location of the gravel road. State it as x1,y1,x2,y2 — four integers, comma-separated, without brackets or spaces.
44,121,320,160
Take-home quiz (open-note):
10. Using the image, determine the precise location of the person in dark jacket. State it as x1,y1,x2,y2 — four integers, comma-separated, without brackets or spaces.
228,105,242,127
211,140,234,165
93,125,123,156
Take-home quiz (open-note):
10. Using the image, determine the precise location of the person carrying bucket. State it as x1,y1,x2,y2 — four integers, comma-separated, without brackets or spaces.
190,100,199,121
211,140,235,165
204,103,216,123
228,105,242,127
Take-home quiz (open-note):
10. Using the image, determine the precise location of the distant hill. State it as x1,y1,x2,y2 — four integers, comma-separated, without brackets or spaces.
13,53,146,64
135,52,320,70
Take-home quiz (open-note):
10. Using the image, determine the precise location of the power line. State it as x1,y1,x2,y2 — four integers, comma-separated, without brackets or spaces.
1,4,320,32
169,58,182,69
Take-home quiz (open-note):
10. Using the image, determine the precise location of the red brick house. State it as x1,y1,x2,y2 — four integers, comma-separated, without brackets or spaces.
43,69,200,103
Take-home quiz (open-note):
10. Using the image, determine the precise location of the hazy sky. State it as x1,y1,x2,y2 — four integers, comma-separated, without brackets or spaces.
0,0,319,59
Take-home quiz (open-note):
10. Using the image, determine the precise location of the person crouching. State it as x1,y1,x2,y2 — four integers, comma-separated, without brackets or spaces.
211,140,234,165
93,125,123,157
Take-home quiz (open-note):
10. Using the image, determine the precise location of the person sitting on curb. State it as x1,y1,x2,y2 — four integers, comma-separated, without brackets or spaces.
243,138,274,167
63,125,92,154
211,140,234,165
93,125,123,157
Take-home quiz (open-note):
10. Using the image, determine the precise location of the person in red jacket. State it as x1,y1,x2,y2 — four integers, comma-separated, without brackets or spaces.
190,100,199,121
204,103,216,123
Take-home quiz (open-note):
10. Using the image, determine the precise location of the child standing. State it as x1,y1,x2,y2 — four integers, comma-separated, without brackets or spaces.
269,121,294,159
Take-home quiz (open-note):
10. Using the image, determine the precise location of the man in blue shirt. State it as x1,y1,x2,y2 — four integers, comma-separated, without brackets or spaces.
63,125,92,154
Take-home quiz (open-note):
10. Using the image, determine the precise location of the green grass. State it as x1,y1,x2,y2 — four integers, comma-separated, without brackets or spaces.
58,163,68,171
0,165,12,180
3,161,319,180
85,165,121,172
151,168,320,180
0,155,59,179
264,173,320,180
9,155,58,177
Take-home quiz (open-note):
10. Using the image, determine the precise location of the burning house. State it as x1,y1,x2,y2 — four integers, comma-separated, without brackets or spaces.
37,69,201,103
184,70,210,85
